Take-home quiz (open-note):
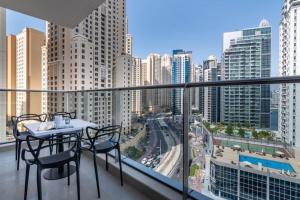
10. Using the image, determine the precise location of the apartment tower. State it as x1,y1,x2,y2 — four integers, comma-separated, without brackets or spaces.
203,55,221,123
12,28,45,116
279,0,300,146
160,54,172,110
131,58,143,116
145,53,161,112
172,49,192,115
221,20,271,128
47,0,127,129
6,35,16,123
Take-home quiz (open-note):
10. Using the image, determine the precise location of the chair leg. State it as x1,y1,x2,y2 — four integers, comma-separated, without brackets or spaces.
24,164,30,200
93,153,100,198
15,140,18,160
49,139,53,155
37,166,42,200
117,146,123,186
105,153,108,171
67,163,70,186
75,160,80,200
17,140,22,170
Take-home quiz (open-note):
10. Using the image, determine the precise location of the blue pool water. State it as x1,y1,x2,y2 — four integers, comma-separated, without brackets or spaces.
239,155,295,172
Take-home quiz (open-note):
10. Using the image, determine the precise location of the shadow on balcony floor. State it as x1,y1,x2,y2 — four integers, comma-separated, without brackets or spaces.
0,145,152,200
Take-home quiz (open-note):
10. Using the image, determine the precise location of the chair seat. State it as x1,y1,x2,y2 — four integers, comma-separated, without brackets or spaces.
37,150,75,168
94,141,117,153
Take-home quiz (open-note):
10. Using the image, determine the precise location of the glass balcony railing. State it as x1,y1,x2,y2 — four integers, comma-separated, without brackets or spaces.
2,76,300,200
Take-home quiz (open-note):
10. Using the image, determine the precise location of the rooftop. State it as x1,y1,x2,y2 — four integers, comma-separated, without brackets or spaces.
213,143,300,177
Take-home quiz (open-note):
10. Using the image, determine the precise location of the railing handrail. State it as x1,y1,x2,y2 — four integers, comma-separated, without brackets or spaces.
1,76,300,93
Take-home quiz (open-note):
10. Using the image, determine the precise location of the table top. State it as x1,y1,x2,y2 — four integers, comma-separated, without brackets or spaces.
24,119,98,137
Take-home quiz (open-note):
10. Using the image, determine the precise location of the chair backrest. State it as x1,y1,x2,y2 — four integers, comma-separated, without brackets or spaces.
86,124,122,149
25,132,81,165
49,111,76,121
11,114,46,137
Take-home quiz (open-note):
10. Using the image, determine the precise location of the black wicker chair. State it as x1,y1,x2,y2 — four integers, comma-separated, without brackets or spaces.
81,124,123,198
48,111,76,121
21,132,81,200
11,114,47,170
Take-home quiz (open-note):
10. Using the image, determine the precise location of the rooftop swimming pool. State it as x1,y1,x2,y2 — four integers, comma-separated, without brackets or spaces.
239,155,295,173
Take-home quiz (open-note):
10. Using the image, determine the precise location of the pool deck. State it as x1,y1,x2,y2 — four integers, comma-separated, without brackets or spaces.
213,145,300,177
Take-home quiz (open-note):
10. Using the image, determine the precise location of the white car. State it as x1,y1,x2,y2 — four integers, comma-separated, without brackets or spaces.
141,158,147,164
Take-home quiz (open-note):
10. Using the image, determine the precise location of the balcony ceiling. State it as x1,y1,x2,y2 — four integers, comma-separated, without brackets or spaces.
0,0,105,28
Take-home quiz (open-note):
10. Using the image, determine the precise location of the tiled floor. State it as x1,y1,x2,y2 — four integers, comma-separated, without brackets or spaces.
0,145,152,200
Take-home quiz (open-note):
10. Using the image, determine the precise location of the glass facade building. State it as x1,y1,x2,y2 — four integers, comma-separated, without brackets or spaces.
210,160,300,200
221,21,271,128
172,49,192,115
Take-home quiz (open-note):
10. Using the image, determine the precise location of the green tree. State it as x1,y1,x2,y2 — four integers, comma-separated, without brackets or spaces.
204,121,211,132
244,122,251,128
226,124,234,135
258,131,271,139
238,128,245,138
190,164,200,176
252,130,259,139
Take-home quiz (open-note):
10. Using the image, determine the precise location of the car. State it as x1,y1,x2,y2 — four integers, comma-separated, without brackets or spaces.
145,161,151,167
141,158,147,164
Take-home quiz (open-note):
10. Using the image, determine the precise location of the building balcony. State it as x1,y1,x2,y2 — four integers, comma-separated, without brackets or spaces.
1,76,300,200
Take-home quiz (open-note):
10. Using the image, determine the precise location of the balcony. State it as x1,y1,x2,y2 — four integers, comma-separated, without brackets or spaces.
0,145,152,200
1,76,300,200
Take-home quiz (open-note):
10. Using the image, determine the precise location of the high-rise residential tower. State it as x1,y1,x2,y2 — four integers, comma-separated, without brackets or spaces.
6,35,16,123
160,54,172,109
145,53,161,112
114,54,132,133
172,49,192,115
203,55,221,123
14,28,45,116
131,58,143,116
47,0,127,129
0,8,6,142
221,20,271,128
279,0,300,146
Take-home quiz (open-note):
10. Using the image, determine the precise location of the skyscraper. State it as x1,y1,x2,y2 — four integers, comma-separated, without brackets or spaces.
14,28,45,116
47,0,126,128
0,8,6,142
203,55,221,123
6,35,16,123
221,20,271,128
279,0,300,146
114,54,132,133
145,53,161,112
131,58,143,116
172,49,192,115
113,13,132,133
160,54,172,109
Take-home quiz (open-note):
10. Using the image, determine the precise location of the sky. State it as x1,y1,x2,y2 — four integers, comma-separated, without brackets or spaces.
127,0,282,76
6,0,282,76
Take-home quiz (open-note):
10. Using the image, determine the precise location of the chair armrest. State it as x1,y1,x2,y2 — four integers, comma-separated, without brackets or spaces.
21,148,35,165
